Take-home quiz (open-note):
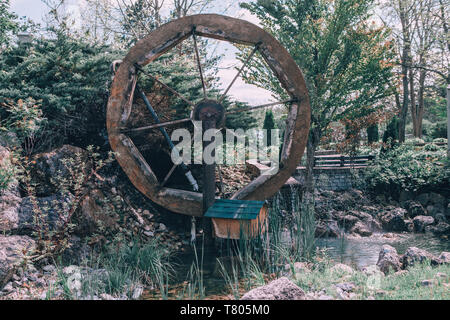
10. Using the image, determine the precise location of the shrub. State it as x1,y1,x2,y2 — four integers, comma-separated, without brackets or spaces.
0,33,121,152
365,143,449,198
367,124,379,144
433,138,447,144
431,121,447,139
382,117,399,144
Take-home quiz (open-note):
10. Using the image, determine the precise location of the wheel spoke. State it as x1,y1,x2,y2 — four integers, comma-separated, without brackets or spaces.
192,27,207,99
123,117,192,133
134,64,195,107
226,99,298,115
160,163,179,188
219,43,261,103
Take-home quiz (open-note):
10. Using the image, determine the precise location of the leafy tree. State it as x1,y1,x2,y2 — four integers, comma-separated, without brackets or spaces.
382,116,399,146
240,0,396,191
0,0,18,48
0,32,122,152
367,124,379,144
263,110,276,146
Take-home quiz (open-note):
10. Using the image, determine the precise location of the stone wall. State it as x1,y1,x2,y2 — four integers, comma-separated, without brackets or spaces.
293,167,365,191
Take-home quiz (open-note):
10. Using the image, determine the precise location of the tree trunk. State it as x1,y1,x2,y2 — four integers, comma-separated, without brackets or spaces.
398,56,409,143
398,0,412,143
416,69,426,138
304,128,320,195
409,68,418,137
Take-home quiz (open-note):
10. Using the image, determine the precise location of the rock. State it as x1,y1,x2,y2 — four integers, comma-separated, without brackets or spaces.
339,215,359,230
317,294,334,300
100,293,117,300
361,265,384,278
379,208,407,232
350,221,372,237
16,194,73,234
330,263,354,275
315,220,340,238
335,282,356,292
403,200,427,218
2,282,13,293
76,189,118,236
0,235,35,289
42,265,56,273
60,235,91,264
0,190,21,233
144,231,154,237
428,193,445,208
420,279,434,287
438,252,450,263
241,277,306,300
30,145,89,196
0,146,21,232
399,190,414,204
158,223,167,232
377,245,401,275
413,216,435,232
132,285,144,300
425,222,450,236
435,272,447,280
284,262,309,277
416,193,430,206
401,247,440,269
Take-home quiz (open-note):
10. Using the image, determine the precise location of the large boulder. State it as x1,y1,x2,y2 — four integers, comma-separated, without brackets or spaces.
376,245,402,275
16,194,73,235
401,247,441,269
438,252,450,264
379,208,407,232
0,235,35,289
30,145,89,196
350,221,372,237
339,215,359,231
0,132,20,149
75,189,118,236
413,216,435,233
315,220,340,238
0,146,21,232
425,222,450,236
0,192,20,232
241,277,306,300
403,200,427,218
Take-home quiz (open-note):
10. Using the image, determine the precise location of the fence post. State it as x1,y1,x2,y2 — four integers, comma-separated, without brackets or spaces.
340,155,345,167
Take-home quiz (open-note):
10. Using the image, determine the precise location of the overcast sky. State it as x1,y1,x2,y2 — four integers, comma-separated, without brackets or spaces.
9,0,274,106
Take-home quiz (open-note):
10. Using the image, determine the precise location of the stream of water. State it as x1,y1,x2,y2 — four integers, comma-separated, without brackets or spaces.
316,233,450,269
145,233,449,299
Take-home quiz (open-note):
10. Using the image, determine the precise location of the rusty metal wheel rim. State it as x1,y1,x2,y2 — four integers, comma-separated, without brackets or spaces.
107,14,311,217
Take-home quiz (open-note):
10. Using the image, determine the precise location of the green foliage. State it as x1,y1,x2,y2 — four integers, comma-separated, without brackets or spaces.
0,149,17,191
0,33,122,151
382,117,399,145
20,145,115,260
263,110,277,146
365,143,449,197
0,0,17,48
367,124,379,144
0,98,45,155
430,120,447,139
53,238,174,299
240,0,395,147
294,258,450,300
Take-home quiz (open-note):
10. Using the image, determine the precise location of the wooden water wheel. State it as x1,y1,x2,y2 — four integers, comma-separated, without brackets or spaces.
107,14,310,217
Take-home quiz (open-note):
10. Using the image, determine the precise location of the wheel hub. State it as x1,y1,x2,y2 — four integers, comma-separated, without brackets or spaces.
193,99,225,127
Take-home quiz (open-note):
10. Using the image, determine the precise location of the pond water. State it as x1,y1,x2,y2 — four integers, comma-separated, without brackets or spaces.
145,232,449,299
316,233,450,269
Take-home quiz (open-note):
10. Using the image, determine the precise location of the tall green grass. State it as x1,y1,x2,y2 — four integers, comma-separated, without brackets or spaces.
217,187,317,298
55,237,174,299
